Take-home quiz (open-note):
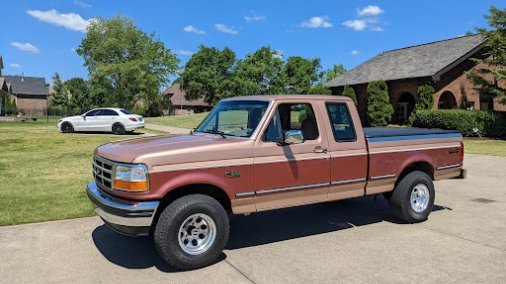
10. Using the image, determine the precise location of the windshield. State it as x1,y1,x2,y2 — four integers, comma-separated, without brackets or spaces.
195,100,269,138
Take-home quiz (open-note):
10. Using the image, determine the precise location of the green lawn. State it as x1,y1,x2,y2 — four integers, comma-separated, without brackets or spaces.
464,138,506,157
0,122,163,226
145,112,209,129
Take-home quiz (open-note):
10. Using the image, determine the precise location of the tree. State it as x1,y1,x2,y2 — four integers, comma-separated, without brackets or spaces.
409,84,435,125
4,93,12,115
308,64,346,95
342,85,358,105
467,6,506,104
77,15,179,112
324,64,346,83
233,46,285,96
367,80,393,126
50,73,72,113
64,77,91,112
281,56,321,94
180,45,236,105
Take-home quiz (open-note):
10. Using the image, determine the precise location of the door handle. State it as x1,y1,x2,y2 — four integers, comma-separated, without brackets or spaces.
314,146,328,153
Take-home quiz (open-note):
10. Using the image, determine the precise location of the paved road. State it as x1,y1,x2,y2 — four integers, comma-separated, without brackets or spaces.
1,154,505,283
144,123,190,134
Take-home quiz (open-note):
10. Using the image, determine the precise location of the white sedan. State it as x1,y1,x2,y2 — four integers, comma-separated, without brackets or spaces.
58,108,145,135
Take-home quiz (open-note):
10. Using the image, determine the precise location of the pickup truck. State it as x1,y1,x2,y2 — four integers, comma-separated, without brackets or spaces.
87,95,465,270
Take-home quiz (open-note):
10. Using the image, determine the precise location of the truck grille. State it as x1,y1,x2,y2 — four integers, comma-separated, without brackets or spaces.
92,155,114,191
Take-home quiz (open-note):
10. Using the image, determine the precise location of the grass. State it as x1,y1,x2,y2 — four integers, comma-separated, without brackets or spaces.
145,112,209,129
0,122,163,226
464,138,506,157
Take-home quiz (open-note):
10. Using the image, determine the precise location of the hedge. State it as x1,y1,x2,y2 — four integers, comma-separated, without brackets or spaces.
411,109,506,138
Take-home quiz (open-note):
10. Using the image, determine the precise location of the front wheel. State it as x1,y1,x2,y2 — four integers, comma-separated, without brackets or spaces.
61,122,74,133
154,194,229,270
389,171,435,223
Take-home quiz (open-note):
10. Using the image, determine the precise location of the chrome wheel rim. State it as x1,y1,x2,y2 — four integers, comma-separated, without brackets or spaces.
178,213,216,255
410,184,430,213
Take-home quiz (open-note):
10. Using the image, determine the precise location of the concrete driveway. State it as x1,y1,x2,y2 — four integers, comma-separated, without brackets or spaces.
1,154,505,283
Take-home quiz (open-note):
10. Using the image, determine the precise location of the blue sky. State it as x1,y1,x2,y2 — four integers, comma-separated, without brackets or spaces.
0,0,502,85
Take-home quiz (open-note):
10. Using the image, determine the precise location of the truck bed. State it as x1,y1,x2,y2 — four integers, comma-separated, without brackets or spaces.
364,127,461,142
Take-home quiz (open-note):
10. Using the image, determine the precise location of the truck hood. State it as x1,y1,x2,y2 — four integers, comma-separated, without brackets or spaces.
95,133,252,167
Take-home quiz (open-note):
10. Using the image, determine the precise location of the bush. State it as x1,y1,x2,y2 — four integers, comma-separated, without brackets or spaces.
409,84,434,125
367,80,393,126
411,109,506,138
342,85,358,106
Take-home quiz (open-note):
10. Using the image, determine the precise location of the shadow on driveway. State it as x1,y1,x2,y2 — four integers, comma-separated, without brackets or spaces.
92,196,450,272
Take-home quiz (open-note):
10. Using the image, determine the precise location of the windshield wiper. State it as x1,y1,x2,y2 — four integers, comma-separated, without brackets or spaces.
202,129,227,138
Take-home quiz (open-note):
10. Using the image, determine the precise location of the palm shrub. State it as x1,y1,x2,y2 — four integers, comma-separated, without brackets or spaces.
367,80,393,126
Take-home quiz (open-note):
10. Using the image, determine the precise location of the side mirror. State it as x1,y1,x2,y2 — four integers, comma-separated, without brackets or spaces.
284,130,305,145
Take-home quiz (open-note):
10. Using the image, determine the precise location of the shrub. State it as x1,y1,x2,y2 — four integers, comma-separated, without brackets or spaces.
411,109,506,138
409,85,434,125
367,80,393,126
342,85,358,106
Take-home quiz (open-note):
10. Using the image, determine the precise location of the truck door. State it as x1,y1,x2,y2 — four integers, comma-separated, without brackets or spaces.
323,101,368,201
254,102,330,211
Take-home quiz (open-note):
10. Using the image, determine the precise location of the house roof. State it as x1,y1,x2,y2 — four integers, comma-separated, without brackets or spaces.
3,75,49,95
325,34,486,88
163,84,209,107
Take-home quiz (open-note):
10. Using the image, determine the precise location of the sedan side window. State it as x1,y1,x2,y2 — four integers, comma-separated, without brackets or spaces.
85,109,100,116
101,109,119,116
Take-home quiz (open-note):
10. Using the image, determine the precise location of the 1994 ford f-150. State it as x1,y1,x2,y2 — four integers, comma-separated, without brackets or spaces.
87,95,465,270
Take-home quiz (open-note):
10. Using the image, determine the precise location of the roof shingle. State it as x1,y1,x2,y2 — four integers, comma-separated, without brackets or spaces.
325,35,486,88
163,84,209,107
3,75,49,95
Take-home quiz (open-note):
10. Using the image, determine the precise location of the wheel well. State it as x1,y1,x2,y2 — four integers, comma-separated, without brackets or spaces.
151,184,232,229
395,162,434,186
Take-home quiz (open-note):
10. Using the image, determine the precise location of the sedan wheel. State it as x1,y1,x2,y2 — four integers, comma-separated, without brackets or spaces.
112,123,126,135
61,122,74,133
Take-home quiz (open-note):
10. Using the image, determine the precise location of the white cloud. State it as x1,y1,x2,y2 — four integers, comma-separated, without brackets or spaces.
244,11,266,22
272,49,283,59
10,42,40,53
183,25,205,35
27,9,94,32
342,19,367,31
357,5,384,16
350,50,360,55
73,0,91,8
343,6,385,32
214,24,238,35
177,50,194,56
301,16,332,28
10,63,21,68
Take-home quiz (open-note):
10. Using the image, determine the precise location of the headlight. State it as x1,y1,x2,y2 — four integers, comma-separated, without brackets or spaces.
113,164,149,191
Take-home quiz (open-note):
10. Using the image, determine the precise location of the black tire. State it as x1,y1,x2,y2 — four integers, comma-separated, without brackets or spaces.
61,122,74,133
154,194,229,270
389,171,435,223
112,123,126,135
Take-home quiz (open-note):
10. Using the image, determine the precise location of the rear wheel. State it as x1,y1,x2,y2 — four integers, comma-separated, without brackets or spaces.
61,122,74,133
112,123,126,135
154,194,229,270
389,171,435,223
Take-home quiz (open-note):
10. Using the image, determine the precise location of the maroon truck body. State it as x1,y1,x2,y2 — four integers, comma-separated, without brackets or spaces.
87,95,464,270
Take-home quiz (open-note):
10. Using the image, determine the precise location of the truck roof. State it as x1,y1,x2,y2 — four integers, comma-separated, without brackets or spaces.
222,95,352,102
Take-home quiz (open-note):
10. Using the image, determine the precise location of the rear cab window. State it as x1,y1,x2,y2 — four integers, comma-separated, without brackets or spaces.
325,102,356,142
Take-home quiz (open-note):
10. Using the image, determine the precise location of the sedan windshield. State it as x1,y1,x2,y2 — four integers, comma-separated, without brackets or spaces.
195,100,269,138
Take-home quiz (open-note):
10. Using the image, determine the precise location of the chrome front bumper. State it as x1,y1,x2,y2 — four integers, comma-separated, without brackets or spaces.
86,182,159,236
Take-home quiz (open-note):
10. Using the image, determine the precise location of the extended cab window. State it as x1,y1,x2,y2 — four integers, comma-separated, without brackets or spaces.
264,103,319,142
326,102,356,142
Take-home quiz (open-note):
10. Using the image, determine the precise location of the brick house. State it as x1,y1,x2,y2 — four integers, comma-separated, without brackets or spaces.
162,84,211,115
3,75,50,115
325,35,506,124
